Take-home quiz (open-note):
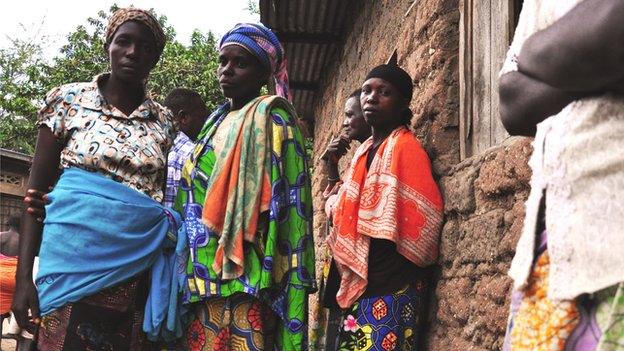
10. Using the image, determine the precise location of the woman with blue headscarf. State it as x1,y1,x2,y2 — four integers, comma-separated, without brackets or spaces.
173,23,315,350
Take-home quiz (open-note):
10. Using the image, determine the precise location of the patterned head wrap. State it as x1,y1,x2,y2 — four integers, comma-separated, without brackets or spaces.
220,23,291,101
105,7,166,56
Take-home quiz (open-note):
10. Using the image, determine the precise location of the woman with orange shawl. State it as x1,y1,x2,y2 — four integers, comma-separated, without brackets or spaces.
0,215,20,315
328,63,443,350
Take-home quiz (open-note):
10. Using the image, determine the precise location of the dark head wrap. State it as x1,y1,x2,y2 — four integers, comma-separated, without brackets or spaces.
365,63,413,101
220,23,291,101
105,8,166,56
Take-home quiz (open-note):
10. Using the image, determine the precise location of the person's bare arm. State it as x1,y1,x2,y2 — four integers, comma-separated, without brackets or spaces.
321,135,350,192
518,0,624,91
12,127,63,329
0,233,8,255
499,71,587,136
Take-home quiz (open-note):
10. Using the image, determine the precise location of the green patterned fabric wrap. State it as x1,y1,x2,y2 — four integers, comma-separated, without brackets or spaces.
174,96,316,350
597,282,624,350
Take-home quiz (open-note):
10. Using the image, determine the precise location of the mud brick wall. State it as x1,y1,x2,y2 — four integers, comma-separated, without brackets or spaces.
430,137,531,350
308,0,533,349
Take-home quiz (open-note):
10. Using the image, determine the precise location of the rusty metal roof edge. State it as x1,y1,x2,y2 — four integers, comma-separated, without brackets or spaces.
0,148,33,163
259,0,361,124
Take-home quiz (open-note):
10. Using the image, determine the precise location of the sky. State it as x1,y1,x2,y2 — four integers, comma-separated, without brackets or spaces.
0,0,260,59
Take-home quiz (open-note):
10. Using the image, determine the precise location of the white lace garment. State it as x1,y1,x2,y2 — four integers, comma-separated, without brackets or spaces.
501,0,624,301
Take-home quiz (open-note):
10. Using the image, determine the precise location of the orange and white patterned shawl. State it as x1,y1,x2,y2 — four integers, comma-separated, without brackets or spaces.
328,127,443,308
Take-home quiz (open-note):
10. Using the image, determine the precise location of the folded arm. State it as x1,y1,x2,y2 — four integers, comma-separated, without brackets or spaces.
499,71,586,136
518,0,624,91
498,0,624,136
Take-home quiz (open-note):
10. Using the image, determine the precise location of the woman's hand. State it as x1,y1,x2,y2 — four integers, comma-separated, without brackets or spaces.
322,180,342,199
321,135,351,165
11,276,40,333
24,189,50,222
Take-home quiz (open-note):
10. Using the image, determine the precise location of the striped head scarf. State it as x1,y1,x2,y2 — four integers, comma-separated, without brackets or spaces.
105,7,166,56
220,23,291,101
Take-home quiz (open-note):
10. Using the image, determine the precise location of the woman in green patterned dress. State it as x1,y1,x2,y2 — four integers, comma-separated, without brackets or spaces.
174,23,315,351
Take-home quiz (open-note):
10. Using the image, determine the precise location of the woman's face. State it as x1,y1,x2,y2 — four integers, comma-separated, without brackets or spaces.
217,45,267,100
360,78,405,130
342,96,370,142
108,21,159,84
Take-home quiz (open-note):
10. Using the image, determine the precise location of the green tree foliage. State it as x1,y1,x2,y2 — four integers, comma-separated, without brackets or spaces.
0,5,221,154
41,10,111,91
0,28,48,154
149,30,221,110
247,0,260,15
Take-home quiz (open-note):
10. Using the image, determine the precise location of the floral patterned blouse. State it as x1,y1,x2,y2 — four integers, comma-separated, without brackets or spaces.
38,74,176,202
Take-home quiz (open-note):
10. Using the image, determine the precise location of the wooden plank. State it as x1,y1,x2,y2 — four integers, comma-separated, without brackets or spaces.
459,0,473,159
461,0,520,157
472,0,492,154
490,0,511,146
0,184,25,197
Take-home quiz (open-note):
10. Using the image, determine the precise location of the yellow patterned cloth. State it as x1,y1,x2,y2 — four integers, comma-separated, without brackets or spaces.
510,252,580,350
182,293,277,351
505,249,624,351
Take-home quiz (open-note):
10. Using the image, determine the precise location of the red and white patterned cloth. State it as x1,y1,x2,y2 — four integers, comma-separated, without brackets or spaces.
328,127,443,308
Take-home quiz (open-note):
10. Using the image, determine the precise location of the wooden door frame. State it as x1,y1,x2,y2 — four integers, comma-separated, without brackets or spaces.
459,0,473,160
459,0,521,159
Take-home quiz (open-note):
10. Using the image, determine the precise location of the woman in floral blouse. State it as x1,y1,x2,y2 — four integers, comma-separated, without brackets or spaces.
12,8,180,350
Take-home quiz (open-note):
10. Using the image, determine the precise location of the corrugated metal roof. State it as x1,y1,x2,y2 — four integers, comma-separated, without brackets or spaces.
260,0,355,130
0,148,32,163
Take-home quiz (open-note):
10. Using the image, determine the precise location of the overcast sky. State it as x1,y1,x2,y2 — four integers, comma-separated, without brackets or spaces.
0,0,260,59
